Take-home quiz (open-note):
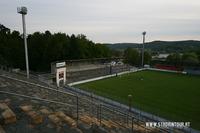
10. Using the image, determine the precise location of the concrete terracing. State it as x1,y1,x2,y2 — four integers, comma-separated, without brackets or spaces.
66,64,107,72
0,73,156,133
0,71,188,133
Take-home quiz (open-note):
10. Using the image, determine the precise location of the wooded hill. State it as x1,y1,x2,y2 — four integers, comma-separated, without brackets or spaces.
106,40,200,53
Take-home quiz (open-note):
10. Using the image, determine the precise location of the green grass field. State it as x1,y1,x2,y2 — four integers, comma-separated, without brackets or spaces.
75,70,200,129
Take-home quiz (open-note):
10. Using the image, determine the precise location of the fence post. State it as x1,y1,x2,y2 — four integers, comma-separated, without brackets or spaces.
76,95,79,122
56,86,59,100
97,104,99,122
91,92,94,117
126,110,129,126
99,104,102,126
126,111,128,127
132,117,134,133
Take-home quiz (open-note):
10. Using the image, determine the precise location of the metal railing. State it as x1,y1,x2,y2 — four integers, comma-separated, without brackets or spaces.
0,74,187,133
66,86,191,133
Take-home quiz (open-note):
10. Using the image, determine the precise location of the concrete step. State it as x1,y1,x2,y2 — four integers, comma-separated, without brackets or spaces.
20,105,32,112
55,111,77,127
27,111,43,124
39,108,51,115
20,104,84,133
80,115,95,126
20,105,43,125
48,114,62,126
0,103,17,124
0,125,5,133
79,114,133,133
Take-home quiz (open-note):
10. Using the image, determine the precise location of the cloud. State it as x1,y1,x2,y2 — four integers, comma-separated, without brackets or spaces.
0,0,199,43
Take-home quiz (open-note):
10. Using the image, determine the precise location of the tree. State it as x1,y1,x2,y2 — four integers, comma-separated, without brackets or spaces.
182,52,199,66
124,48,140,66
0,25,24,68
111,50,123,58
166,53,181,66
144,51,152,65
196,49,200,64
0,24,113,72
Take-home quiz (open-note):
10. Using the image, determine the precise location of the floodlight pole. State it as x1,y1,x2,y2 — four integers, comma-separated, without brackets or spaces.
18,7,29,78
128,94,132,111
141,31,146,68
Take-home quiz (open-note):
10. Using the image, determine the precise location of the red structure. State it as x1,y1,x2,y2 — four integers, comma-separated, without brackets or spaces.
155,64,183,71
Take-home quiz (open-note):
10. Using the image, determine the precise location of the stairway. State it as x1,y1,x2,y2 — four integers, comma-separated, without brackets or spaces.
1,98,148,133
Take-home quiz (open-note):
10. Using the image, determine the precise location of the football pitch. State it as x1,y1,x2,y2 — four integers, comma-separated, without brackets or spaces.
75,70,200,129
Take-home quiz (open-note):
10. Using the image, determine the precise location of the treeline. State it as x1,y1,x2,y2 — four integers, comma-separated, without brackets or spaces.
0,24,111,71
106,40,200,53
2,23,199,72
123,48,152,66
166,52,200,67
123,48,200,68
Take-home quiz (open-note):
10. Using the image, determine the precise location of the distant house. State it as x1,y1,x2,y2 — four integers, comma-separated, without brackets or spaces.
152,54,169,61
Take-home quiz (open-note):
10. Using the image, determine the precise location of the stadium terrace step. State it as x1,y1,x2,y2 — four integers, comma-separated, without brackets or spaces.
55,111,77,127
92,125,108,133
80,115,99,126
69,127,83,133
39,108,51,115
20,105,44,124
0,74,189,133
0,103,9,110
0,103,17,124
27,111,43,124
2,109,17,124
79,115,128,132
20,105,33,112
0,125,5,133
107,120,119,128
48,114,62,126
101,119,115,129
79,115,122,132
3,99,11,105
77,121,93,133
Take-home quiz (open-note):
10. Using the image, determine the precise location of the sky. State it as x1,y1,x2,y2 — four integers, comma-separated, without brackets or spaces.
0,0,200,43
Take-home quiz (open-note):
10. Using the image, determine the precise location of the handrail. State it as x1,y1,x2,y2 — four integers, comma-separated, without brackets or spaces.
0,74,76,97
0,74,187,133
0,90,75,107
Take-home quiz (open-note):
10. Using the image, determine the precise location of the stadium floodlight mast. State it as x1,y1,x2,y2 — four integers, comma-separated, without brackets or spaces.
17,7,30,78
141,31,146,67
